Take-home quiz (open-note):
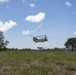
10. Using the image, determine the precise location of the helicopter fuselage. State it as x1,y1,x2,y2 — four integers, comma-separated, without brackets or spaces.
33,37,48,43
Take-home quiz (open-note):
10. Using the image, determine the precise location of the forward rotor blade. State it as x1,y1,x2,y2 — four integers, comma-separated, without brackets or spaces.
29,35,34,37
36,35,45,37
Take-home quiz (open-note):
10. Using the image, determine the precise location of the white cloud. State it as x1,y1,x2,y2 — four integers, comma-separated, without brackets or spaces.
0,20,17,32
22,30,30,35
25,12,45,23
65,1,72,7
74,32,76,35
0,0,9,3
29,3,35,8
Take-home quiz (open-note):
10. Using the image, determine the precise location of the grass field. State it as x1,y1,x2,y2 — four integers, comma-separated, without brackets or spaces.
0,50,76,75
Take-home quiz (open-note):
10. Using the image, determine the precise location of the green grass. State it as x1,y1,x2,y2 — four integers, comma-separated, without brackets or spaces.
0,50,76,75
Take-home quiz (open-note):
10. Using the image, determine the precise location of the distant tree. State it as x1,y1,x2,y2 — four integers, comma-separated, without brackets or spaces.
65,37,76,51
0,31,9,50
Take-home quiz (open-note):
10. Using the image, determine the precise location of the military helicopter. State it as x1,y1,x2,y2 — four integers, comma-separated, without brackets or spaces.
29,35,48,43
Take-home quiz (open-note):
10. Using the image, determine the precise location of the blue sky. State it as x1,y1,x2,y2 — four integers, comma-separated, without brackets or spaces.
0,0,76,49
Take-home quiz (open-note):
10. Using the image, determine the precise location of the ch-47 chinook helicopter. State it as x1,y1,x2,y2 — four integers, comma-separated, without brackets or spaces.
29,35,48,43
